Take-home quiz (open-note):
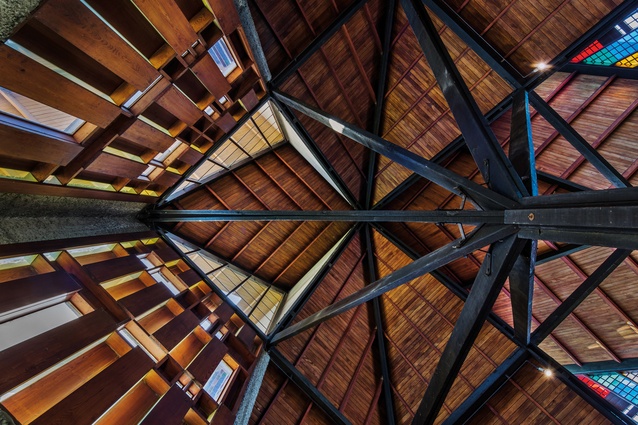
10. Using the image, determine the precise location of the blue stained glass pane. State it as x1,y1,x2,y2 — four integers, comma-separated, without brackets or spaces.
584,30,638,65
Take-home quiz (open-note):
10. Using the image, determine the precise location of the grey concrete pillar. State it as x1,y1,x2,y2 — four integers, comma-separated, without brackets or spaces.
234,351,270,425
0,193,148,245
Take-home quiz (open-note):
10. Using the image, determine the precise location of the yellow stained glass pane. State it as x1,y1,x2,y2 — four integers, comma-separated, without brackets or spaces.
616,52,638,68
68,179,116,191
0,167,37,182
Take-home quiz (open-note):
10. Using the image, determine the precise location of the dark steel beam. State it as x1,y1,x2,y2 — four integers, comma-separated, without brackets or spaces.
562,63,638,80
270,225,518,345
268,349,351,425
421,0,523,88
442,349,528,425
372,1,638,209
536,170,590,192
508,90,537,345
401,0,526,200
267,225,360,338
518,227,638,251
520,186,638,208
536,244,590,265
511,205,638,249
363,224,396,425
413,235,526,424
272,97,361,208
509,206,638,230
365,0,396,209
273,91,519,210
270,0,370,88
531,248,631,344
528,92,630,188
142,209,504,223
374,224,634,423
371,92,516,211
157,95,270,206
565,357,638,375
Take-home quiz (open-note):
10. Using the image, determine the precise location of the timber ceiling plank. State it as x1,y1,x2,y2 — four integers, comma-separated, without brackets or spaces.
370,227,518,424
164,145,353,289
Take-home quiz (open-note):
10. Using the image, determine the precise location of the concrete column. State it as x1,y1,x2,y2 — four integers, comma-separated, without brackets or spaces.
0,0,42,42
0,193,148,245
234,351,270,425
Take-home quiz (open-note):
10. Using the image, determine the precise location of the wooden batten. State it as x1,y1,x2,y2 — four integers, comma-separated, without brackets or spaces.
57,251,132,320
154,309,201,351
84,254,147,283
0,310,116,395
139,385,194,425
191,53,232,100
206,0,241,35
83,152,148,180
0,113,83,165
187,338,229,384
178,269,203,287
121,120,176,152
119,284,173,317
30,347,154,425
156,86,204,127
0,270,81,316
35,0,160,91
132,0,200,57
0,46,120,128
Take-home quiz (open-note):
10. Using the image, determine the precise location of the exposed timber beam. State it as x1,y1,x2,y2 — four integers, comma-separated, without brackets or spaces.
363,224,396,425
508,90,537,345
531,248,631,344
273,90,519,210
270,225,518,345
401,0,526,200
443,349,529,425
269,0,370,88
268,349,351,425
528,92,630,188
412,235,526,424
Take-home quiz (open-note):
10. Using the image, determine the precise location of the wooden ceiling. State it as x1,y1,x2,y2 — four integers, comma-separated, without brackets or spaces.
2,0,637,424
164,144,353,289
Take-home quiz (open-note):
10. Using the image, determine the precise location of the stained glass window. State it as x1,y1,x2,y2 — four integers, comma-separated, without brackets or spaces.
571,8,638,68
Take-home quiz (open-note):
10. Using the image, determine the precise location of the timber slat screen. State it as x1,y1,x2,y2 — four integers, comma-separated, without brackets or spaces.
0,0,267,202
0,232,263,424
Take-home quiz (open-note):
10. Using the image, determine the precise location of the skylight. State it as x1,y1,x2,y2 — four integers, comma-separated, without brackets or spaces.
208,38,237,77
